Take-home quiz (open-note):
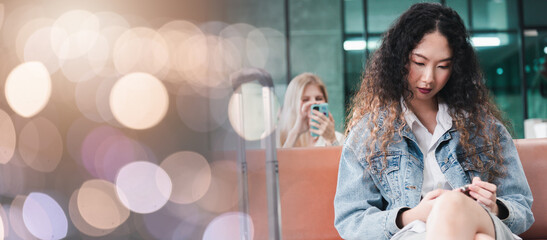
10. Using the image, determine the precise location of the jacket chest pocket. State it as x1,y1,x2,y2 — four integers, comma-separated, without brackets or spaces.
368,154,402,200
457,145,494,179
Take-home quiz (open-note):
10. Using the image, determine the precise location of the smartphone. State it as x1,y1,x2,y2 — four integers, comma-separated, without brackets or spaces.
459,184,471,197
310,103,329,137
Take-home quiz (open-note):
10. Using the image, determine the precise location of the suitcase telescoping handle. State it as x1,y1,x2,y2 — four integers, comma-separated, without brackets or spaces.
230,68,282,240
231,68,274,89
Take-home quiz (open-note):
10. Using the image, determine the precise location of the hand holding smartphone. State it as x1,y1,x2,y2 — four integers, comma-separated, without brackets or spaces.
310,103,328,137
459,184,471,197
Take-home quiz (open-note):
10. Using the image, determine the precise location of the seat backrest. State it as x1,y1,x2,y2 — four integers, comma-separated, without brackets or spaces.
277,147,342,239
231,138,546,240
516,138,547,239
240,147,343,240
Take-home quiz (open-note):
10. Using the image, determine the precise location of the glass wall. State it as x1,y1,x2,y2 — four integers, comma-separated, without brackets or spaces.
523,0,547,124
525,30,547,120
343,0,547,138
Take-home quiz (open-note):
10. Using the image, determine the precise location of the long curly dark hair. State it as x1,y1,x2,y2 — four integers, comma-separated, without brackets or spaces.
346,2,507,183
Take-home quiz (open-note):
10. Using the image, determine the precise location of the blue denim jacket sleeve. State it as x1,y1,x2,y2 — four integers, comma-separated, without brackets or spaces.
334,145,404,240
493,122,534,234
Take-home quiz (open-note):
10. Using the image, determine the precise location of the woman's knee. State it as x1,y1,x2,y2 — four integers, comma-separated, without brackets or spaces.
474,233,495,240
432,191,469,214
429,190,495,237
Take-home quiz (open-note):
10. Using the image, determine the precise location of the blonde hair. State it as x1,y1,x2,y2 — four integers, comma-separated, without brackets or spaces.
278,73,328,147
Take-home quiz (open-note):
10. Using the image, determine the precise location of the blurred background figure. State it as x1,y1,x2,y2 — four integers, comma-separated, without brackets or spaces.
277,73,344,148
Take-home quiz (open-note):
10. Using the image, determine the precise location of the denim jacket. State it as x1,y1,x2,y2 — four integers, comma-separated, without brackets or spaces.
334,117,534,240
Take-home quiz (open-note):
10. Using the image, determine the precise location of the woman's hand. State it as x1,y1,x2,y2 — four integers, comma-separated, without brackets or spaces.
283,101,321,148
468,177,499,216
413,189,447,222
397,189,448,227
291,101,316,135
309,109,336,144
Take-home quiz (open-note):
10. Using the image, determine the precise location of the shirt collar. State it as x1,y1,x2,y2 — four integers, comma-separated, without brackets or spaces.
436,102,452,131
400,98,453,131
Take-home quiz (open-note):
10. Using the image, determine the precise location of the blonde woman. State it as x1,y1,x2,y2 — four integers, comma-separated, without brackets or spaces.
278,73,344,148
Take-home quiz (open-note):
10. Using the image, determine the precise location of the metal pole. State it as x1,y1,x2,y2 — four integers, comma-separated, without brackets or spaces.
467,0,473,29
284,0,292,83
517,0,529,120
363,0,369,61
235,87,250,240
263,86,282,240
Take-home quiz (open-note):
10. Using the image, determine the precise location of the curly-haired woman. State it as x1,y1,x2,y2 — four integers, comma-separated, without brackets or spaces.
334,3,534,240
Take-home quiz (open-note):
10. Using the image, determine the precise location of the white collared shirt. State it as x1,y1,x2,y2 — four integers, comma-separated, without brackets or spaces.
401,100,453,196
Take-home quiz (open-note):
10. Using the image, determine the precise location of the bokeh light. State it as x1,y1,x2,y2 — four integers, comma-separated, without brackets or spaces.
253,27,286,82
113,27,169,77
93,135,148,182
75,76,114,123
74,75,105,122
116,161,172,214
14,18,55,68
69,189,117,237
170,220,202,240
16,18,55,58
207,36,242,83
0,110,16,164
196,160,238,213
2,4,46,49
160,151,211,204
203,212,254,240
158,20,203,89
86,34,110,74
66,117,98,162
219,23,256,68
95,11,130,29
0,3,290,240
140,207,202,240
80,125,152,180
199,21,228,35
76,180,130,230
228,82,279,141
110,72,169,130
0,204,7,240
0,162,27,198
59,33,109,83
51,10,100,60
22,192,68,240
179,34,240,99
23,26,63,74
18,117,63,172
5,61,52,118
172,34,208,85
162,202,207,234
246,28,269,68
0,4,4,31
175,86,229,132
96,25,129,78
9,195,39,240
95,76,120,125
